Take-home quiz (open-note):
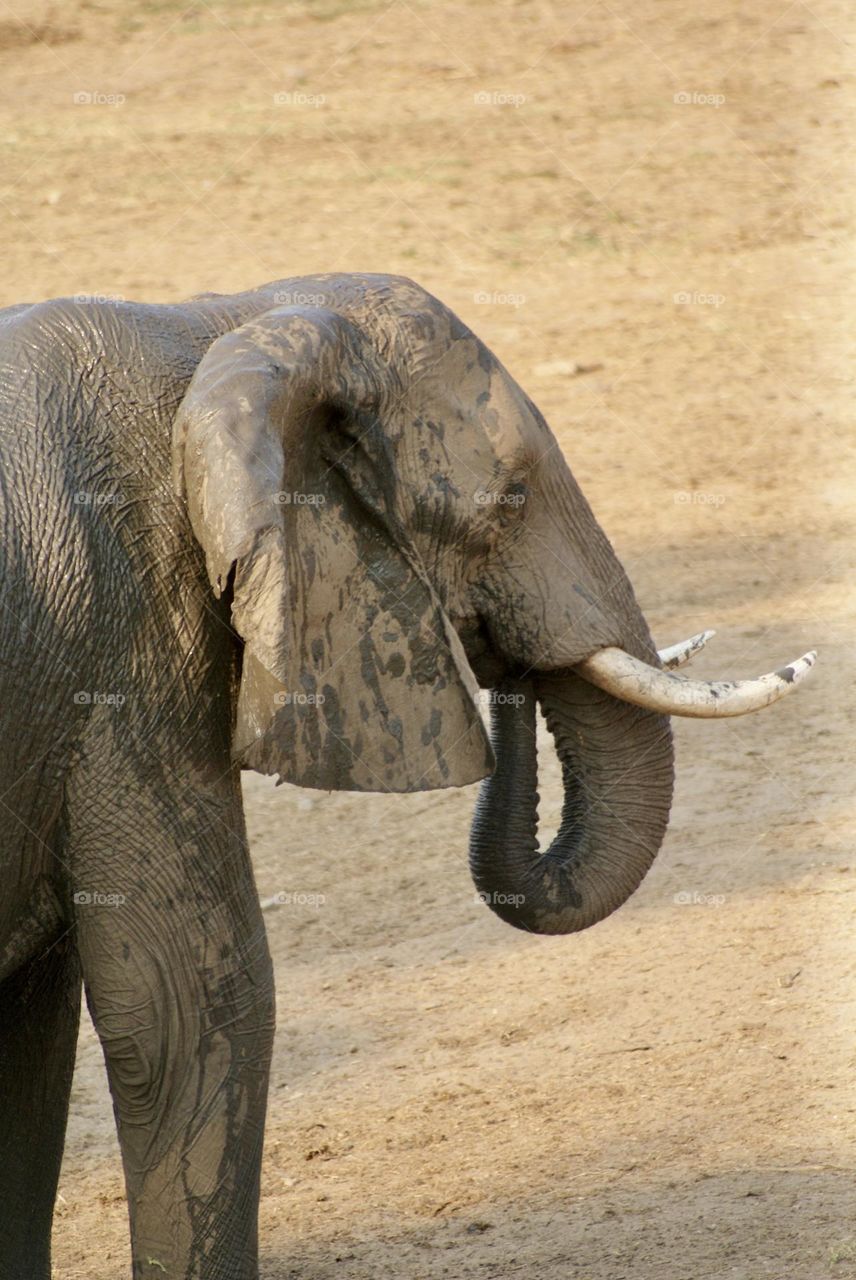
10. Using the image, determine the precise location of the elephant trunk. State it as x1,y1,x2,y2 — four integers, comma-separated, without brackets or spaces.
468,671,674,934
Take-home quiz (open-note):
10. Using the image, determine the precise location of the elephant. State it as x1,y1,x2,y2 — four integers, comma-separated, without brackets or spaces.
0,273,815,1279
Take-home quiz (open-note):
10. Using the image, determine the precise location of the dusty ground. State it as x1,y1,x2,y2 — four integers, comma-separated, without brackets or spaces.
1,0,854,1275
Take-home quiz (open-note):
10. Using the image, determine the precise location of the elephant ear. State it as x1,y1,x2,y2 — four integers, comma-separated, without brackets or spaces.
172,305,493,793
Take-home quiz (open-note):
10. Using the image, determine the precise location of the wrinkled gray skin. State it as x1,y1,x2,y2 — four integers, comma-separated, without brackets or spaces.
0,275,672,1278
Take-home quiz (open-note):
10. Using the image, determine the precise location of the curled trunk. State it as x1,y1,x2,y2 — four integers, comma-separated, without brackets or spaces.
469,672,674,934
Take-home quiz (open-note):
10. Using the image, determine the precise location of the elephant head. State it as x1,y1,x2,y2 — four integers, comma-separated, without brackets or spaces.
172,274,815,935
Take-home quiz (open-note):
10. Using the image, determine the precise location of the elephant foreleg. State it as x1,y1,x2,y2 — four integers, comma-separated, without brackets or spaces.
67,744,275,1280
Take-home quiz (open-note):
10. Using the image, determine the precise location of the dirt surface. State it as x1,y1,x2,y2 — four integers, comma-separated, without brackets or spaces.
1,1,854,1276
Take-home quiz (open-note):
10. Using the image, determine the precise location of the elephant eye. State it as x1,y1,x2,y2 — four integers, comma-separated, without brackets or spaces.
325,405,359,447
333,403,381,448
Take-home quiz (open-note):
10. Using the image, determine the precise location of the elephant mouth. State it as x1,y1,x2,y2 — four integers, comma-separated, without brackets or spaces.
454,613,513,689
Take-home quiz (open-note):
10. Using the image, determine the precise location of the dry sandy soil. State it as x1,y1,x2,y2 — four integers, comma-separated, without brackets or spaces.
1,0,854,1276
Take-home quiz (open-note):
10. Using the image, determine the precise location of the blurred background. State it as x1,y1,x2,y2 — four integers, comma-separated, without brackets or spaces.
2,1,853,1276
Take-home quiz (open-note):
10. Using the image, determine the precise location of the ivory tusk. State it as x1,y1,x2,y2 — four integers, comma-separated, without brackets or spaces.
657,630,716,670
576,646,817,718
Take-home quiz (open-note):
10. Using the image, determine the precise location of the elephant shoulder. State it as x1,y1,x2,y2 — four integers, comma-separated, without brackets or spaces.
0,296,204,379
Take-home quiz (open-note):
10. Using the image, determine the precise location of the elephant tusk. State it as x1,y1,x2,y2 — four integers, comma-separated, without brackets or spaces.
657,629,716,670
575,646,817,718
